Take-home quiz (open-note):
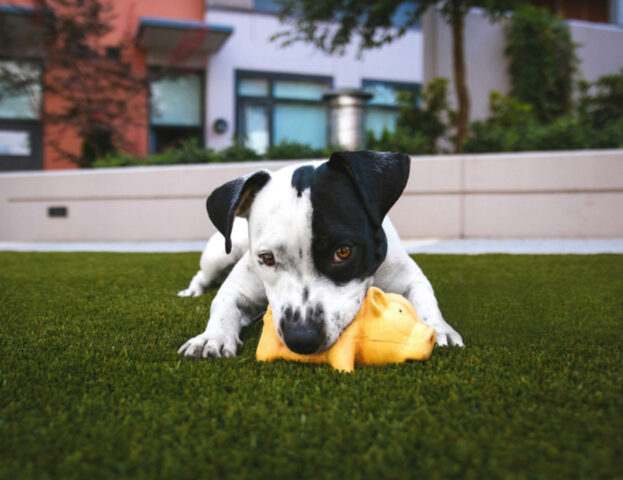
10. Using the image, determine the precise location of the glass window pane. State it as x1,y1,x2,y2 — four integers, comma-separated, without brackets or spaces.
273,103,327,149
0,61,41,120
244,104,269,154
364,83,401,106
365,108,399,138
150,73,202,126
274,80,328,101
238,78,269,97
254,0,281,13
0,130,31,156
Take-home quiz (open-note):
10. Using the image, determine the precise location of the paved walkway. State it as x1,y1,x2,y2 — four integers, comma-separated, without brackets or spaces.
1,239,623,254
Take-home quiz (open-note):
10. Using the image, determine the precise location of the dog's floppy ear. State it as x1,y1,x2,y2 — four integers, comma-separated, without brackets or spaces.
327,151,410,227
206,170,271,254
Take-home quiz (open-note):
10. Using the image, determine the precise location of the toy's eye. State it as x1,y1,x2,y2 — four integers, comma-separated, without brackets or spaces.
333,245,352,263
259,252,275,266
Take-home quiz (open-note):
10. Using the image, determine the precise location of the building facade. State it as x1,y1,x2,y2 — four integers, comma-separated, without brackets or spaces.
3,0,620,171
423,0,623,122
0,0,423,170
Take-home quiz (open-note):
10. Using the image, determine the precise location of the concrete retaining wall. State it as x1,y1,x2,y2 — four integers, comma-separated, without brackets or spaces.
1,150,622,242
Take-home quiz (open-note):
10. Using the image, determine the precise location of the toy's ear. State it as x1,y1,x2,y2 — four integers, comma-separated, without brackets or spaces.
367,287,389,317
327,151,410,227
206,170,271,254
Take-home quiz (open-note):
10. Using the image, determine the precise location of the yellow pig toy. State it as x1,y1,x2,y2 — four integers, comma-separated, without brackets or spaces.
256,287,436,372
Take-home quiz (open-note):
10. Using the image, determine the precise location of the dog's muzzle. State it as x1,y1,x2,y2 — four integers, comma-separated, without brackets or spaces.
281,305,325,354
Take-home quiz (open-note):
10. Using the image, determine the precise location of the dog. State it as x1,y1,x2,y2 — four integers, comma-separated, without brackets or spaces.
178,151,463,358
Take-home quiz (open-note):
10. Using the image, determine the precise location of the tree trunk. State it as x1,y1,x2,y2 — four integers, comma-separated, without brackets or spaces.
450,2,470,153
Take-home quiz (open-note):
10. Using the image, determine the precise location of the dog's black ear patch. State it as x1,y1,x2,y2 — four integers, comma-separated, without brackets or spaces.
291,165,315,197
206,170,271,254
327,151,410,227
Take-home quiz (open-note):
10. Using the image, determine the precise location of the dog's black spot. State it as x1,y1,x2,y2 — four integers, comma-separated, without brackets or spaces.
305,303,325,325
302,287,309,303
291,165,315,197
236,300,265,322
304,152,409,285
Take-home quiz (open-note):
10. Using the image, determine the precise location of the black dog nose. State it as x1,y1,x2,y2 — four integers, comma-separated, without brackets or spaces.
282,322,323,354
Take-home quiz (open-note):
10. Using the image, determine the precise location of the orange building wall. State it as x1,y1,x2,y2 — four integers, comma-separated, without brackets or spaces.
9,0,205,169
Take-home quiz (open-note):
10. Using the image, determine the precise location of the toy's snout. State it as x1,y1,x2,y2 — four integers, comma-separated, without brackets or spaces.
405,322,436,360
280,305,325,354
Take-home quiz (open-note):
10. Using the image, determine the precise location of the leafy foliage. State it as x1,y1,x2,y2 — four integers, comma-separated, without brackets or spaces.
92,139,323,168
367,78,454,154
577,67,623,129
504,4,578,122
465,89,623,153
265,140,329,160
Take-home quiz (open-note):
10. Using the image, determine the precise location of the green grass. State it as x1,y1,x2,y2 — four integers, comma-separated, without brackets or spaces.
1,252,622,479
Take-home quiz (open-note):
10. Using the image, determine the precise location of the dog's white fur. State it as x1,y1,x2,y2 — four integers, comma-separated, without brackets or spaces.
178,163,463,358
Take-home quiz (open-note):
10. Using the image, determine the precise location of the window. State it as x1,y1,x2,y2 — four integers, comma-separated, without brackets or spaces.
0,60,43,170
362,80,420,139
149,69,204,153
253,0,282,14
236,71,332,154
0,60,41,120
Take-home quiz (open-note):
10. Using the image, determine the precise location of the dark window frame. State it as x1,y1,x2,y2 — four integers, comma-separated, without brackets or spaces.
235,70,333,151
147,66,206,153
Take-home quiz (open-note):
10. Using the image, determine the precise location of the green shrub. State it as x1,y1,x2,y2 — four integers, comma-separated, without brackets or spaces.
92,151,142,168
505,5,578,122
265,141,327,160
578,68,623,129
217,143,262,162
366,128,428,155
464,92,537,153
146,138,217,165
465,89,623,154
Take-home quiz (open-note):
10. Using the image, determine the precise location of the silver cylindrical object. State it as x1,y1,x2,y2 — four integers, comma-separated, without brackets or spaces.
323,89,373,150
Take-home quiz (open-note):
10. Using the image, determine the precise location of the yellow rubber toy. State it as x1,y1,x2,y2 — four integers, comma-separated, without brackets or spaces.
256,287,436,372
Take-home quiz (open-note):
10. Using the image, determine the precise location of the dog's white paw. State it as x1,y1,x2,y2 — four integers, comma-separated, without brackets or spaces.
177,286,203,298
177,332,240,358
434,326,464,347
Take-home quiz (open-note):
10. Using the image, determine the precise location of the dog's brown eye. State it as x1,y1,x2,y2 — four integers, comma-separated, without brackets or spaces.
333,245,352,263
259,252,275,266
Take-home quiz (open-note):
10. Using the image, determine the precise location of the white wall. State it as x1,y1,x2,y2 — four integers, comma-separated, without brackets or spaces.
204,9,423,150
2,150,622,242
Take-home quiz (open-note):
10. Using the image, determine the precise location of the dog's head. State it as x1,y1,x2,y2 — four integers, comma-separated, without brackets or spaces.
207,151,410,354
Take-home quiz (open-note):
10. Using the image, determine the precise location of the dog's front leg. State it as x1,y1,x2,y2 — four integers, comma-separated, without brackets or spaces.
375,250,464,347
178,252,267,358
401,264,464,347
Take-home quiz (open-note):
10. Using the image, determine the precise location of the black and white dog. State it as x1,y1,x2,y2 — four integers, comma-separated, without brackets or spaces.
178,151,463,358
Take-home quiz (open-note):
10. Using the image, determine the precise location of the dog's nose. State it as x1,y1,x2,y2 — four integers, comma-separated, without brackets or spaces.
282,321,323,354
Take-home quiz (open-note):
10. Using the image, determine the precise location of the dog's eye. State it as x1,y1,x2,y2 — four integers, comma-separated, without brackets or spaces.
259,252,275,266
333,245,352,263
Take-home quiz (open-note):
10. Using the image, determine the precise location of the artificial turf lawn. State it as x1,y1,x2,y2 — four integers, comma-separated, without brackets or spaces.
0,253,622,479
